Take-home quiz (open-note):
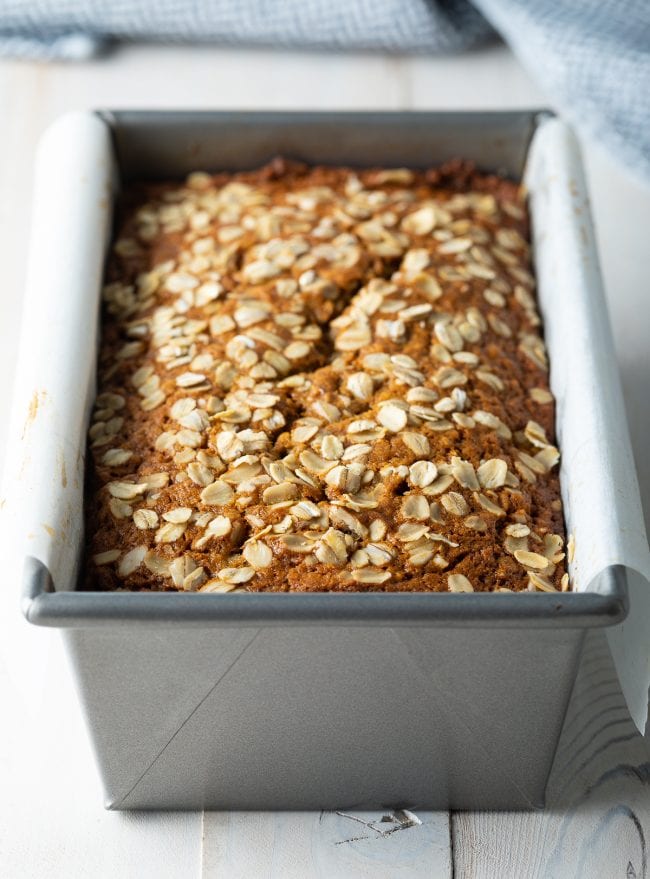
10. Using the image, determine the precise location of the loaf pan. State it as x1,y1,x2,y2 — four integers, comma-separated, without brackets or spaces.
15,110,630,810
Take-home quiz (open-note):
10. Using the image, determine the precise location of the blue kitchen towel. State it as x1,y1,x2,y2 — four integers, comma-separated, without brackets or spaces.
1,0,648,179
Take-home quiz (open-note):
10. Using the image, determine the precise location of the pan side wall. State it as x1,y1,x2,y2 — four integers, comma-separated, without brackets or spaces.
63,623,584,810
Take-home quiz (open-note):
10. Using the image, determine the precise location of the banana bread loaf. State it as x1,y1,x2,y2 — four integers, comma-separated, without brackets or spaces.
86,159,568,593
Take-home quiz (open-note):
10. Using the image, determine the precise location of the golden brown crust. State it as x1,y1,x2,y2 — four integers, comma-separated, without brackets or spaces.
85,159,567,594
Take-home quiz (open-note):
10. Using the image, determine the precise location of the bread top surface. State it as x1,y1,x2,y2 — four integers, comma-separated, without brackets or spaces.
85,159,568,594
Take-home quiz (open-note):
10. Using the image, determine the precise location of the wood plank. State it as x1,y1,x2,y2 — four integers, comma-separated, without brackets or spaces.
201,810,452,878
407,44,546,108
0,621,204,878
452,631,650,878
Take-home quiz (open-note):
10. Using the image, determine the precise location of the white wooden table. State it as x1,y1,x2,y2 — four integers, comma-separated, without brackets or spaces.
0,43,648,878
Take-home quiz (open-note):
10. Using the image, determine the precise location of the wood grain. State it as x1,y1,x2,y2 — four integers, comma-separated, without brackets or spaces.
201,810,452,878
452,632,650,879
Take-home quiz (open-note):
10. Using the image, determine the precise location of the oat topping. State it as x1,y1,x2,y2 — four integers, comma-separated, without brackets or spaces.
86,159,567,593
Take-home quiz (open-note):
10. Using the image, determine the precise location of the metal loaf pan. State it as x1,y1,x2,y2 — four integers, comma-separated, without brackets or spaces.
19,111,629,811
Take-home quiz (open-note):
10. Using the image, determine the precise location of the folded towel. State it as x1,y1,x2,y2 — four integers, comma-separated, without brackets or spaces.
477,0,650,181
0,1,493,56
1,0,648,179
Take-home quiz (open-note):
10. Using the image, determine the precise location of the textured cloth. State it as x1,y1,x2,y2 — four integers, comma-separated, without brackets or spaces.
1,0,648,178
0,1,493,56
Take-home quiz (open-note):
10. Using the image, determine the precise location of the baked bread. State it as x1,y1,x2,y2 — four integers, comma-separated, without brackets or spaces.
86,159,568,593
